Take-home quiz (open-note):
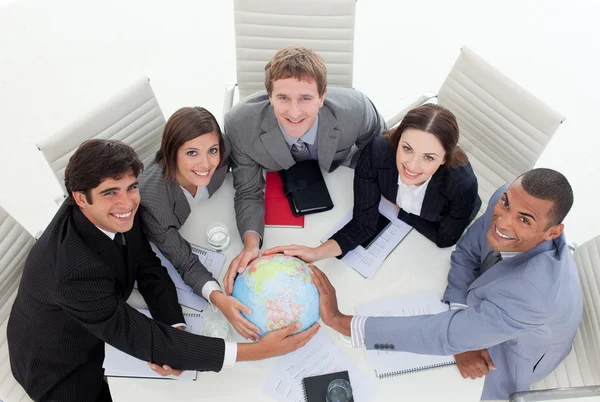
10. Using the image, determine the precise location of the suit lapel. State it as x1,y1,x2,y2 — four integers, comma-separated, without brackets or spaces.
168,180,191,227
469,240,555,290
259,111,295,170
72,207,128,291
419,170,446,221
316,107,342,172
123,219,141,292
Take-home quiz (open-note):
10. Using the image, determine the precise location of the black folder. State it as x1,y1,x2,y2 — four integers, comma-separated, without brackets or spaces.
303,370,354,402
279,160,334,216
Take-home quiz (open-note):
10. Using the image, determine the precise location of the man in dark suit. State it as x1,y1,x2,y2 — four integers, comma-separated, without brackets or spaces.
223,45,386,293
7,139,318,401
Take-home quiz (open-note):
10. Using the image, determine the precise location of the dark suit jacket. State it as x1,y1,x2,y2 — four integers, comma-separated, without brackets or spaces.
138,157,228,295
331,135,481,256
7,201,225,401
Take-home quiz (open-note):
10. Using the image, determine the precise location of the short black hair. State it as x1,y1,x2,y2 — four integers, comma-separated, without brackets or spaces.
64,139,143,204
519,168,573,227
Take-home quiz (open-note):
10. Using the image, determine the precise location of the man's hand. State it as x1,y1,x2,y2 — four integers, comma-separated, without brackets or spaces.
455,349,496,379
211,291,260,341
224,233,260,295
309,264,352,336
148,325,185,377
236,322,320,361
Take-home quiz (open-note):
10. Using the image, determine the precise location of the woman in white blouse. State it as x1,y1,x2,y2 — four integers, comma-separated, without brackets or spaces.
265,104,481,262
138,106,260,340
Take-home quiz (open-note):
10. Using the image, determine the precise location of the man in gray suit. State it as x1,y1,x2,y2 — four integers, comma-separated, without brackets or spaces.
223,45,386,293
310,168,582,400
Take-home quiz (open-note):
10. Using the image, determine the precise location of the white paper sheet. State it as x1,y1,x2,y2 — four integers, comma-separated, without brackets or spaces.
321,198,412,278
356,293,455,377
103,309,203,381
150,242,226,312
262,331,377,402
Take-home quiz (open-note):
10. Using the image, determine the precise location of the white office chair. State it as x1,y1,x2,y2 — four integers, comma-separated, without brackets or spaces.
0,205,35,402
223,0,356,119
37,77,166,196
389,47,565,214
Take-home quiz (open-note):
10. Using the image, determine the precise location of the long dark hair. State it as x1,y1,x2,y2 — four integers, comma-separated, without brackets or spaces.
388,104,467,168
155,106,225,180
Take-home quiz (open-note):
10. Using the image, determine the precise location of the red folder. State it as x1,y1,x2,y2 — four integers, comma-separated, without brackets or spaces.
264,172,305,228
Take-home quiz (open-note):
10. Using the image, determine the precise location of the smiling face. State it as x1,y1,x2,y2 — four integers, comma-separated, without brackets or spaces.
174,132,221,194
269,77,325,138
73,171,140,233
396,128,446,185
486,178,564,253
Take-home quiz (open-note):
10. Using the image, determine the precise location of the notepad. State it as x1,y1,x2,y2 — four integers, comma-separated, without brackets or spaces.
356,293,456,378
103,309,203,381
265,171,305,228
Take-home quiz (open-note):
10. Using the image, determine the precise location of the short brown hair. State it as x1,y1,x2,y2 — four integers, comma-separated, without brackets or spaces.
65,139,143,204
264,46,327,97
155,106,224,181
387,104,467,168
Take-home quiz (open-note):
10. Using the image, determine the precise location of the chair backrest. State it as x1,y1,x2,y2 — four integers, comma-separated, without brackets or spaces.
37,77,166,195
0,205,35,402
233,0,356,100
573,235,600,383
437,47,565,212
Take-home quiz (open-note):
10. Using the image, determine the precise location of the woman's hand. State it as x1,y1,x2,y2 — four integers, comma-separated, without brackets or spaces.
211,291,261,341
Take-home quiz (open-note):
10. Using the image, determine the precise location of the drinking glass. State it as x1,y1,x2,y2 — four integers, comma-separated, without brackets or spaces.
206,221,230,251
326,378,353,402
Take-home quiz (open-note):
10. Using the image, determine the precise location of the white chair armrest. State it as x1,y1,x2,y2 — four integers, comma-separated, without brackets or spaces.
385,92,438,129
222,83,238,125
509,385,600,401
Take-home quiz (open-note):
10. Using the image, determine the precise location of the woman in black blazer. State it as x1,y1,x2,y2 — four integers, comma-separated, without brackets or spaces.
138,107,260,340
266,104,481,261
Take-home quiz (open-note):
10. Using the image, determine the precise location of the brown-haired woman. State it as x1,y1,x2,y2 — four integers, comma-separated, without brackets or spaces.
265,104,482,262
138,106,261,341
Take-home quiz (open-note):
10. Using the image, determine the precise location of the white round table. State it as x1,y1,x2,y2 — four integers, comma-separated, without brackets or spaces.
110,167,485,401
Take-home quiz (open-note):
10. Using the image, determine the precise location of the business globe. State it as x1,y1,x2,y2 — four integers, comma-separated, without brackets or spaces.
232,254,320,337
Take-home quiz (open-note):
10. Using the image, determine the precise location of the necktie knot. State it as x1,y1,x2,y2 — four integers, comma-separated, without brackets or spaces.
291,139,311,162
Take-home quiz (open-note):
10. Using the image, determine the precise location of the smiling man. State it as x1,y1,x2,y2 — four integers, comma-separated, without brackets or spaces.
223,46,386,293
7,139,319,401
311,168,583,400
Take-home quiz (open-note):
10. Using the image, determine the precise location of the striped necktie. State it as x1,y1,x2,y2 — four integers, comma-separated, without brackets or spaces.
290,139,311,162
113,232,127,262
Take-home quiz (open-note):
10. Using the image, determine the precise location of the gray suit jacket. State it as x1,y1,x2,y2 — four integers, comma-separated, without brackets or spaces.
138,157,228,295
224,87,385,239
364,184,583,400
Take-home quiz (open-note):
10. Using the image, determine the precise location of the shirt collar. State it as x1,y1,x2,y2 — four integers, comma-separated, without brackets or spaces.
96,226,116,240
398,175,432,197
500,251,522,259
279,116,319,147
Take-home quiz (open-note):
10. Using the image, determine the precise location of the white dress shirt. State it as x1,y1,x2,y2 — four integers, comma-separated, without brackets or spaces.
395,175,432,216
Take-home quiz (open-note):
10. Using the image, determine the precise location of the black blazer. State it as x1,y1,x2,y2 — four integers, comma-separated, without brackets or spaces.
7,201,225,401
331,135,481,256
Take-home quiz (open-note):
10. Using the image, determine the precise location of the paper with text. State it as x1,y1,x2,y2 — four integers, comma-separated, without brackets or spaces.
321,198,412,278
262,331,377,402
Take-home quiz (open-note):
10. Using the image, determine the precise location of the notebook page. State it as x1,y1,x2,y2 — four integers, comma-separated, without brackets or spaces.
356,293,455,377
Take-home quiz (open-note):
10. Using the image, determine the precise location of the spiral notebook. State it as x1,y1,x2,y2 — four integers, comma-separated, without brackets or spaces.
355,293,456,378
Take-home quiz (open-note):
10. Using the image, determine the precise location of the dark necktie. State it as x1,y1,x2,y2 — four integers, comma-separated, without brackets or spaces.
290,139,311,162
481,250,502,273
113,232,128,262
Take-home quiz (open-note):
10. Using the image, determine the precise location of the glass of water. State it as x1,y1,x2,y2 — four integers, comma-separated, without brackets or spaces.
206,221,230,251
326,379,352,402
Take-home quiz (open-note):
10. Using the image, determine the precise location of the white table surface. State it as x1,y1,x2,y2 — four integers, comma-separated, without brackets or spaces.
111,167,485,402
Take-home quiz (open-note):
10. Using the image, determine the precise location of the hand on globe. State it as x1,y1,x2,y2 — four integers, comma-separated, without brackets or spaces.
211,292,260,341
225,233,261,295
237,322,320,361
262,244,321,263
309,264,352,337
